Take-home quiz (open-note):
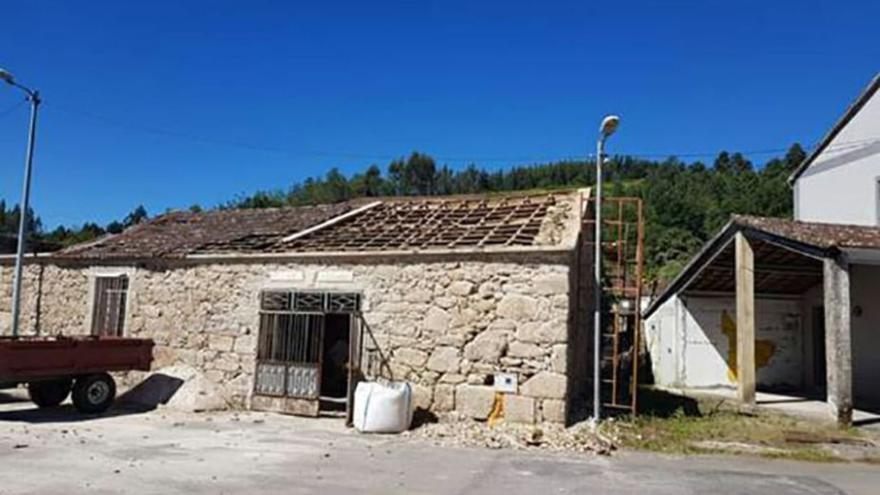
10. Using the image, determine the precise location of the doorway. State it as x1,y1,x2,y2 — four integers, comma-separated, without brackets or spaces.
253,290,362,418
319,313,352,412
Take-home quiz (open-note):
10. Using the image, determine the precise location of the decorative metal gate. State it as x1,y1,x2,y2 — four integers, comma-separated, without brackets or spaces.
253,290,362,402
254,311,324,398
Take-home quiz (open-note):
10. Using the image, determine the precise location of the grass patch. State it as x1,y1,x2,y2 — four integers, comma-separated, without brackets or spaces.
602,389,873,463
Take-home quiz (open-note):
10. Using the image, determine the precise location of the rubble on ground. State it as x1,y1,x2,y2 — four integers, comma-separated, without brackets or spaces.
402,412,615,455
117,365,229,413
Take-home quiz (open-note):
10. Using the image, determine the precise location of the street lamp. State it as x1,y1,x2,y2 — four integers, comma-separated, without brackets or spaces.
1,68,41,338
593,114,620,422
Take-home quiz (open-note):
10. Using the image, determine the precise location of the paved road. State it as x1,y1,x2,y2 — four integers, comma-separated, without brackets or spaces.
0,391,876,494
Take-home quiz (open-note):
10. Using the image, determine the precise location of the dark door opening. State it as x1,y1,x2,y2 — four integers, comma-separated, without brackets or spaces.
320,313,351,412
811,306,827,393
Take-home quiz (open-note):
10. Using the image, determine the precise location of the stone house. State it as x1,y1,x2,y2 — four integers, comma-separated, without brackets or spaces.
0,190,593,424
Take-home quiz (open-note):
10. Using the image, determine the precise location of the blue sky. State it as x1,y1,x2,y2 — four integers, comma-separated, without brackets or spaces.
1,1,878,229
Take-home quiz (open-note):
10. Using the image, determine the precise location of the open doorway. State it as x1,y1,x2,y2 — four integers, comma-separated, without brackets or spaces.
320,313,351,413
253,291,362,419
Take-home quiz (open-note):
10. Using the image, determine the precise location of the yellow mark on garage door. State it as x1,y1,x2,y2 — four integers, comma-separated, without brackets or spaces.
721,310,777,383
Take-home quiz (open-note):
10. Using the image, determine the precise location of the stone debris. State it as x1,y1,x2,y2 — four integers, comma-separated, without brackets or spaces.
402,413,615,455
117,365,229,413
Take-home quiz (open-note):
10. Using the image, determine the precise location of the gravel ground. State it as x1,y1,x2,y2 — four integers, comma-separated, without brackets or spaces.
402,413,616,454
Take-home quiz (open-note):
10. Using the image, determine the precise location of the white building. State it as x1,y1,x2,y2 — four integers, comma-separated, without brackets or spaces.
644,74,880,426
792,74,880,226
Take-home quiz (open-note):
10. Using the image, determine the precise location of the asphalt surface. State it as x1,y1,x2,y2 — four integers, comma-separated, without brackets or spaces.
0,390,877,495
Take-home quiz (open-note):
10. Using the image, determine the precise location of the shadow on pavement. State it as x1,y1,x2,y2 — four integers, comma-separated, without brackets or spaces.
0,373,185,424
0,401,154,424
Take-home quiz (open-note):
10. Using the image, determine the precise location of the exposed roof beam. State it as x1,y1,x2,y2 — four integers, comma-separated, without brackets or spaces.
643,220,833,319
280,201,382,243
701,263,822,277
742,227,830,260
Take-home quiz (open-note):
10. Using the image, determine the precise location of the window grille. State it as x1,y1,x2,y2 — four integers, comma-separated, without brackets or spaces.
293,292,325,312
326,292,361,313
260,291,291,311
91,275,129,337
256,313,323,363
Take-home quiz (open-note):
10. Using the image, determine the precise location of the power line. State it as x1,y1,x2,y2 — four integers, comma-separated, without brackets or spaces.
623,136,880,161
624,146,791,160
42,102,880,166
49,102,587,164
0,99,26,120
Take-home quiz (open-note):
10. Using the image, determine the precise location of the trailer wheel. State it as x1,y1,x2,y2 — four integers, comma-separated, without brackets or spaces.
28,379,73,408
72,373,116,414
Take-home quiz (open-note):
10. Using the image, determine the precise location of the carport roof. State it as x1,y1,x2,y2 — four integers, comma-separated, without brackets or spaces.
643,215,880,318
732,215,880,250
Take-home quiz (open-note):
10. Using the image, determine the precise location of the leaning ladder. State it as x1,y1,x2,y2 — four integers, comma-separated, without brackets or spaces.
585,196,645,416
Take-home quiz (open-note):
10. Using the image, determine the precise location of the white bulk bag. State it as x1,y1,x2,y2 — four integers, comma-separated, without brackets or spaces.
353,381,413,433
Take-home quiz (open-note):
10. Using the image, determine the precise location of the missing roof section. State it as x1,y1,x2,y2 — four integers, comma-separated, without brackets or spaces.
275,192,579,253
30,190,585,262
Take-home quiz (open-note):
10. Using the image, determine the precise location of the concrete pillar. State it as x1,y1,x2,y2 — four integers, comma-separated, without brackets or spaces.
824,254,853,427
735,232,756,406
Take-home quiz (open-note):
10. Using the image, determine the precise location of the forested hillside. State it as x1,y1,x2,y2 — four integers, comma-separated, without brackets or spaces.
2,144,806,282
223,145,805,280
0,202,148,250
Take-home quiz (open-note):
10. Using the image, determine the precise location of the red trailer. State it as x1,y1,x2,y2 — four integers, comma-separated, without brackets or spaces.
0,336,153,414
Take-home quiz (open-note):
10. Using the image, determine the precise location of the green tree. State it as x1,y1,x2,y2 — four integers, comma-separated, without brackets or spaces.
106,221,124,234
351,165,384,197
123,205,149,227
17,144,805,281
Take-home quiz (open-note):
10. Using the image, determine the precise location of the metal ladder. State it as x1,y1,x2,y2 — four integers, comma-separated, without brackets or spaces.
585,196,645,416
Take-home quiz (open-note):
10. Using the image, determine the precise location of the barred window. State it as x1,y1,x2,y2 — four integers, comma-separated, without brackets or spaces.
91,275,129,337
257,313,324,364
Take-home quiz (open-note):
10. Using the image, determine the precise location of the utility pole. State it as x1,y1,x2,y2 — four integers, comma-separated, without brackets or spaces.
1,68,41,338
593,115,620,421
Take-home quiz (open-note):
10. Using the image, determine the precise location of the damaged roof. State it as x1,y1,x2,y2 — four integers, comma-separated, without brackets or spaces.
55,203,354,260
46,190,583,261
643,215,880,318
261,193,574,253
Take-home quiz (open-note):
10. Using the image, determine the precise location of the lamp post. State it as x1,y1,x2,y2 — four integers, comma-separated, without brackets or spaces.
1,68,41,338
593,114,620,422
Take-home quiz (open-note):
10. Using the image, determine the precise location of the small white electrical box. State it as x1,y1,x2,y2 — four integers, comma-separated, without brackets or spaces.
493,373,518,393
